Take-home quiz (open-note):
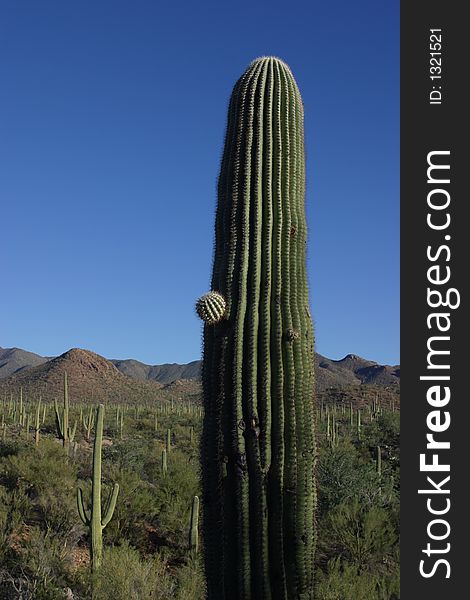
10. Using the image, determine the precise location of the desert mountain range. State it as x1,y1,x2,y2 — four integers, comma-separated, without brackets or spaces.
0,345,399,402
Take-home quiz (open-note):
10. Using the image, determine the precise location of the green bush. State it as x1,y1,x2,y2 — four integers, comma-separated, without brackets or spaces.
175,557,206,600
91,542,175,600
99,467,160,549
316,557,400,600
0,439,78,542
318,498,398,574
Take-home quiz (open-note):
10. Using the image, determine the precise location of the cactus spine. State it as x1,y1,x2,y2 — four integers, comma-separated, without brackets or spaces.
77,404,119,572
198,57,316,600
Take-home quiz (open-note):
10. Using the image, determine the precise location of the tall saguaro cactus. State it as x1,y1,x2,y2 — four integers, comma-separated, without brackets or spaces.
77,404,119,572
197,57,316,600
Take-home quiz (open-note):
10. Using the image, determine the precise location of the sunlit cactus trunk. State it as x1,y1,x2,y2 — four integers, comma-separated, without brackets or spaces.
197,56,317,600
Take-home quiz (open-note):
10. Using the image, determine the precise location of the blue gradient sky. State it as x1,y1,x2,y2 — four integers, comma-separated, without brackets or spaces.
0,0,399,366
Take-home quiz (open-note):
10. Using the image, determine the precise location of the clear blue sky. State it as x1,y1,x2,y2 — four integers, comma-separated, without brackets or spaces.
0,0,399,366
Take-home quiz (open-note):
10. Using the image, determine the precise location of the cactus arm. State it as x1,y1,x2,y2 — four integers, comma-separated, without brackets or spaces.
77,487,90,526
101,483,120,528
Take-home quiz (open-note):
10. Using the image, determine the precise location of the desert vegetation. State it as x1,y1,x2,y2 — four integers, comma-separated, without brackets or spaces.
0,379,399,599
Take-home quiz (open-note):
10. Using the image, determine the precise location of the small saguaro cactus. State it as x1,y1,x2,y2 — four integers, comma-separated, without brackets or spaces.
55,372,77,447
18,387,23,425
77,404,119,572
376,445,382,477
119,409,124,440
161,448,168,474
35,399,41,446
166,428,171,454
83,405,95,442
189,495,200,555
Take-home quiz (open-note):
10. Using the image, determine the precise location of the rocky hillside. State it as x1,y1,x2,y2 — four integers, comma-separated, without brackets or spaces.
314,354,400,389
0,347,48,378
111,358,201,384
0,348,163,403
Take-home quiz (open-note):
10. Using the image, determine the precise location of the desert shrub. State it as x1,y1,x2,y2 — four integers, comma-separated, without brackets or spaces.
102,437,150,475
319,499,397,570
361,413,399,455
97,467,160,549
0,439,78,542
17,527,69,597
318,440,398,516
0,526,71,600
150,448,200,553
175,557,206,600
0,485,34,561
0,441,22,459
91,542,175,600
316,556,399,600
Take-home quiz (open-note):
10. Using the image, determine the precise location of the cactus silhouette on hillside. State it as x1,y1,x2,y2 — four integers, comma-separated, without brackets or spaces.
197,56,317,600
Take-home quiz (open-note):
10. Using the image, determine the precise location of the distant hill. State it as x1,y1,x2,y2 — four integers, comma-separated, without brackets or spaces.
112,353,400,390
314,354,400,389
111,358,201,384
0,348,163,403
0,347,48,378
0,345,399,392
